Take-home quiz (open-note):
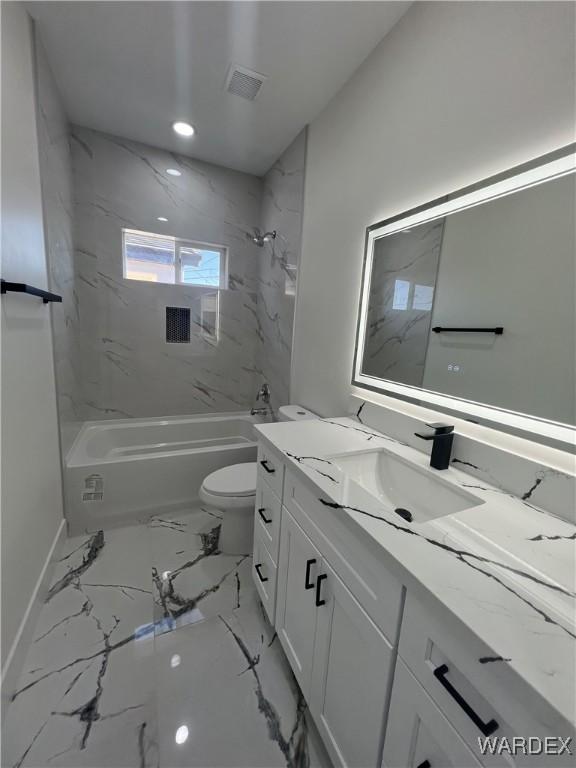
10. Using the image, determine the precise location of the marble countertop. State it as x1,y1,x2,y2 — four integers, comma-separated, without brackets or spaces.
255,416,576,732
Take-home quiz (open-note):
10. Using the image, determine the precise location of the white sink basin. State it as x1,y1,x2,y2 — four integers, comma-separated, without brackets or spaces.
328,448,485,523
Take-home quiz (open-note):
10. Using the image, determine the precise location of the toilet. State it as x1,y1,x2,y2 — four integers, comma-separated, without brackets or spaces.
199,405,319,553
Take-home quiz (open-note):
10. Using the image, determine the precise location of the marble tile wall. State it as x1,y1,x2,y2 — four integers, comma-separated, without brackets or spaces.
70,126,265,419
35,37,81,447
254,130,307,414
363,219,444,386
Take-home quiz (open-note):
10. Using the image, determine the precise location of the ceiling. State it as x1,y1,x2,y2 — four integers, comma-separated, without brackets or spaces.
27,1,410,175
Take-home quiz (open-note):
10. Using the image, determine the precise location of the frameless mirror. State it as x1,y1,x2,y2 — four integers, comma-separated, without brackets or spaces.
353,146,576,447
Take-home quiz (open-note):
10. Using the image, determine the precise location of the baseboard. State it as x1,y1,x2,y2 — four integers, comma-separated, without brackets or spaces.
1,518,66,718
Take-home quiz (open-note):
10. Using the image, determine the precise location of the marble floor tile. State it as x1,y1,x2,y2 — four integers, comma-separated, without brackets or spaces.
2,510,331,768
3,524,157,768
149,509,254,634
154,590,329,768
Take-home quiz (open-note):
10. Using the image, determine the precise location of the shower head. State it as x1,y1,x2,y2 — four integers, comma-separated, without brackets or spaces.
250,230,276,247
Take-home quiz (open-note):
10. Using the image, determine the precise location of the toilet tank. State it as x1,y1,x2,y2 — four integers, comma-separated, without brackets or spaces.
278,405,319,422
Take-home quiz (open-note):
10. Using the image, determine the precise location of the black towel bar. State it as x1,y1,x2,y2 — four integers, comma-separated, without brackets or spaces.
432,326,503,335
1,279,62,304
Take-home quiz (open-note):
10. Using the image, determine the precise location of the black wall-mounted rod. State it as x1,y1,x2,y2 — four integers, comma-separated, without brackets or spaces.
1,279,62,304
432,326,503,335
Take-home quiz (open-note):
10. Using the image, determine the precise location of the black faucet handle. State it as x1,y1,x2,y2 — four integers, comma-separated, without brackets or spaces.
425,422,454,434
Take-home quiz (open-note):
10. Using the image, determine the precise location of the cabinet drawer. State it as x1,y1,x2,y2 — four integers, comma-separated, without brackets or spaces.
399,593,573,767
284,468,404,645
252,526,277,625
383,658,482,768
254,481,281,564
257,443,285,498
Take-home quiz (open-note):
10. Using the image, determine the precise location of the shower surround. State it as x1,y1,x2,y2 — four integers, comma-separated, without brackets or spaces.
70,126,263,419
60,126,307,420
254,130,307,413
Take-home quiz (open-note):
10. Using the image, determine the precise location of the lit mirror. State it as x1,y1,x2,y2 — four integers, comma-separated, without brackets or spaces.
353,146,576,445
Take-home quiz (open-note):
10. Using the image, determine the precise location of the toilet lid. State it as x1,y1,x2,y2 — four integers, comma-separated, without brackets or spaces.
203,462,257,498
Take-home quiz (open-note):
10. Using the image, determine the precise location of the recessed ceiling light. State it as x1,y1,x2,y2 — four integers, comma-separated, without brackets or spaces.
157,217,168,223
172,121,195,137
166,168,181,177
175,725,189,745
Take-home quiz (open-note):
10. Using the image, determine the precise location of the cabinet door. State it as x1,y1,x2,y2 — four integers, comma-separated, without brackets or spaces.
310,559,394,768
383,659,482,768
275,508,321,699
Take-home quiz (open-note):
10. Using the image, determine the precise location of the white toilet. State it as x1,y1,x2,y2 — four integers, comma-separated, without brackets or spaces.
199,405,318,553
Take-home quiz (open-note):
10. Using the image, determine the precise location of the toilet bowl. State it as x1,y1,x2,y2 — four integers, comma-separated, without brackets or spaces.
199,404,319,553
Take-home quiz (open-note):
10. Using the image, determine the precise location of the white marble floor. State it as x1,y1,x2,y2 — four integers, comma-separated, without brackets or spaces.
2,510,330,768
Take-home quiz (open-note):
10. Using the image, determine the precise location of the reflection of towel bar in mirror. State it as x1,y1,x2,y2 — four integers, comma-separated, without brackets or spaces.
431,326,504,335
1,279,62,304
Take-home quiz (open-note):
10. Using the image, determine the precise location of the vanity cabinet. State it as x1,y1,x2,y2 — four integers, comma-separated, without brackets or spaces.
275,508,322,696
252,444,286,623
383,658,483,768
276,506,395,768
253,439,570,768
310,556,394,768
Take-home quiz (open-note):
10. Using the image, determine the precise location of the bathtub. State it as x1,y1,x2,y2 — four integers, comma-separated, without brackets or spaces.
64,412,260,534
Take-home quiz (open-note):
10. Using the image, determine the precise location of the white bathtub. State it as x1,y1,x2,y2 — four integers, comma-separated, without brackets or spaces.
64,412,259,534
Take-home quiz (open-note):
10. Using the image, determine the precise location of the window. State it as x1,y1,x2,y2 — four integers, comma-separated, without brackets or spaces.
122,229,227,288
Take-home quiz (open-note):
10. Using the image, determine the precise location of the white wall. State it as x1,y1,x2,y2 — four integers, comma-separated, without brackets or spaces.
35,35,79,453
1,4,64,678
292,1,575,417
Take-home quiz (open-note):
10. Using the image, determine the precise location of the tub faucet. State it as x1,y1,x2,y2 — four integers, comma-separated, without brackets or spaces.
256,383,270,403
251,383,271,417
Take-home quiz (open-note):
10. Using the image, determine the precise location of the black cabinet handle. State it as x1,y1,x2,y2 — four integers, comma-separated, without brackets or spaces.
260,460,275,474
315,573,327,606
417,761,431,768
258,507,272,524
255,563,268,583
305,558,317,590
433,664,498,736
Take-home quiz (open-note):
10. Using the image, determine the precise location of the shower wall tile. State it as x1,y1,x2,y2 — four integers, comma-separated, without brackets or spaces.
70,127,264,418
35,38,81,448
255,129,307,413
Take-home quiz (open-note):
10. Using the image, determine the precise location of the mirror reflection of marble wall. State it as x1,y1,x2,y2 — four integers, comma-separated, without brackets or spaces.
359,171,576,426
364,220,444,386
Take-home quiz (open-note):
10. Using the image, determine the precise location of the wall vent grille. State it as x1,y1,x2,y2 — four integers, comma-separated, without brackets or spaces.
225,64,266,101
166,306,191,343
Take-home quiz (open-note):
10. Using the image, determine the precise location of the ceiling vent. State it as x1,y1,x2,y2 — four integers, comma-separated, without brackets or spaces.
225,64,267,101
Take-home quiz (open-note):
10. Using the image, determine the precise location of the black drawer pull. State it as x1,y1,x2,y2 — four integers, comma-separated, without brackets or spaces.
433,664,498,736
260,459,275,474
417,761,431,768
315,573,327,606
258,507,272,524
305,558,317,590
255,563,268,583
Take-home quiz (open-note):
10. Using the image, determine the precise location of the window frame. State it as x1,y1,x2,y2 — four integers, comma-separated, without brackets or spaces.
122,228,229,289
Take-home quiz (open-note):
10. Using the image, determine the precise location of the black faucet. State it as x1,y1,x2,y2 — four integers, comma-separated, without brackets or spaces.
414,423,454,470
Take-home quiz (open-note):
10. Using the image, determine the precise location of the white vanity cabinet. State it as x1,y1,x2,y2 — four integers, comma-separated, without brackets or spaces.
252,438,569,768
252,444,286,623
276,506,396,768
275,507,322,696
310,556,394,768
383,658,483,768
